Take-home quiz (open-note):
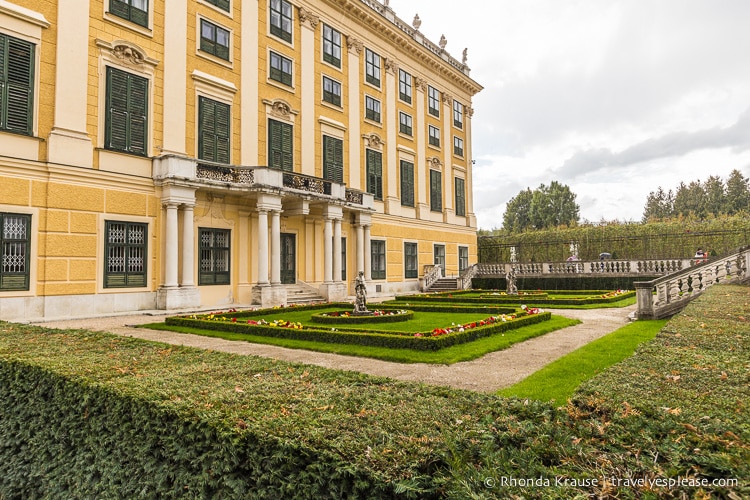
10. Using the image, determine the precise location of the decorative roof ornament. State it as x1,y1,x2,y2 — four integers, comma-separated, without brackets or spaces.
412,14,421,31
439,35,447,50
462,48,468,65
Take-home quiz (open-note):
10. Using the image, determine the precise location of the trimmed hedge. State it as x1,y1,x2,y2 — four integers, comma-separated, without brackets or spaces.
165,312,552,351
391,291,635,306
310,310,414,324
473,276,658,290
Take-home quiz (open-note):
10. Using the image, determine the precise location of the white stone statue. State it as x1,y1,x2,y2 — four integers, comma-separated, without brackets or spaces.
439,35,447,50
412,14,421,31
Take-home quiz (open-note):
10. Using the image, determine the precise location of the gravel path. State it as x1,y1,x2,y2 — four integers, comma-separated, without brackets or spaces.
34,305,636,393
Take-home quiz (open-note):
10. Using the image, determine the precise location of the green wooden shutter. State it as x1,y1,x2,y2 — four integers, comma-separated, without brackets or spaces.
430,170,442,211
198,97,215,161
269,119,292,170
281,121,293,171
323,136,343,183
1,35,34,135
128,73,148,155
367,150,382,200
400,161,414,207
106,68,130,151
455,177,466,216
215,100,230,163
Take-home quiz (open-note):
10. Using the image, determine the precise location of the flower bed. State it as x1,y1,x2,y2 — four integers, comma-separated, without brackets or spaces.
310,309,413,324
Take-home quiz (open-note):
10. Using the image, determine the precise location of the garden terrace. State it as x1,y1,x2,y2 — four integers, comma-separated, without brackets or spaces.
0,285,747,497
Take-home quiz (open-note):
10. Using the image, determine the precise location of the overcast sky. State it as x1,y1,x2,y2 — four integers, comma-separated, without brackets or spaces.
388,0,750,229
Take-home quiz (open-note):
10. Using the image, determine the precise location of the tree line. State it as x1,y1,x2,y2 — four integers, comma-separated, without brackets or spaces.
642,169,750,222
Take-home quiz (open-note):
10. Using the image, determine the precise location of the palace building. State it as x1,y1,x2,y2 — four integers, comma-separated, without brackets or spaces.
0,0,482,321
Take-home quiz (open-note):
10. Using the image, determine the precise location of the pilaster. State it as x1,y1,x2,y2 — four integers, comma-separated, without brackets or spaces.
241,0,259,164
299,8,319,176
347,36,363,190
161,0,187,155
384,57,399,213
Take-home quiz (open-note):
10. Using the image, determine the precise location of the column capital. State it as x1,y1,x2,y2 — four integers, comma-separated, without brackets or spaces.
414,77,428,93
466,106,474,118
299,6,319,30
384,57,399,75
346,35,363,55
442,92,454,105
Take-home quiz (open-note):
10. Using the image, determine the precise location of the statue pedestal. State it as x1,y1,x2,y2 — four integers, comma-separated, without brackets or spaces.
320,282,347,302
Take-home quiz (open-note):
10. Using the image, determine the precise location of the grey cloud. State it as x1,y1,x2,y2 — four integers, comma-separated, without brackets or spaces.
556,108,750,178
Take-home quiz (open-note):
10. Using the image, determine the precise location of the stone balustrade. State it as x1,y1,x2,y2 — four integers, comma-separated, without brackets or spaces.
420,264,443,292
475,259,693,278
635,246,749,319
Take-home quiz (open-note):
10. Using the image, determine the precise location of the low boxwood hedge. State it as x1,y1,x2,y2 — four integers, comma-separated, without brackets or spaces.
165,312,551,351
309,310,414,324
390,291,635,306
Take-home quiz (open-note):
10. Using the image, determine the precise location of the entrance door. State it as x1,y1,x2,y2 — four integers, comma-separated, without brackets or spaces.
280,233,296,284
434,244,446,277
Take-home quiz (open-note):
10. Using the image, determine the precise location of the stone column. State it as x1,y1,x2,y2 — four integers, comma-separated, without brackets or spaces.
323,217,333,283
356,224,365,277
270,210,281,285
257,209,269,285
364,225,372,281
164,203,179,288
347,37,363,190
238,210,252,303
299,8,319,176
333,218,342,282
180,204,195,286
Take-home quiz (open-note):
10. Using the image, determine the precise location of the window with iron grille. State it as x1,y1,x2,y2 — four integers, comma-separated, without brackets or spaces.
199,228,230,285
323,135,343,183
455,177,466,216
428,85,440,117
365,95,380,123
268,118,293,171
0,213,30,291
428,125,440,147
322,76,341,106
365,48,380,87
200,19,230,61
371,239,386,280
400,160,414,207
109,0,149,27
404,242,418,279
104,221,147,288
453,136,464,157
430,170,442,212
366,149,383,200
453,99,464,128
399,112,412,136
270,0,292,43
398,69,412,104
269,51,292,86
105,67,148,156
0,33,34,136
198,96,230,164
322,24,341,67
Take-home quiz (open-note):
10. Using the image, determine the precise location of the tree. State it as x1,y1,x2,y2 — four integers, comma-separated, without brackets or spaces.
673,180,706,217
642,186,673,222
502,182,580,231
502,188,533,232
725,169,750,214
702,175,725,216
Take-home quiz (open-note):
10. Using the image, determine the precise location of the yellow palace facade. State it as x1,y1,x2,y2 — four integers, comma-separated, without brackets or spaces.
0,0,481,321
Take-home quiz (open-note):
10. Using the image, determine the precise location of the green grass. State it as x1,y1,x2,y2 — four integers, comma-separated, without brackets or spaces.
497,319,667,405
142,315,580,364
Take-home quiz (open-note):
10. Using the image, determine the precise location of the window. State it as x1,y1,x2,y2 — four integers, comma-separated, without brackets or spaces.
198,97,230,164
109,0,149,28
459,246,469,272
398,69,412,104
105,67,148,156
430,170,442,212
365,48,380,87
322,76,341,106
200,19,230,61
428,125,440,147
400,160,414,207
204,0,229,12
268,119,293,171
453,136,464,157
322,24,341,67
399,112,412,136
0,34,34,136
199,228,230,285
104,221,147,288
269,51,292,86
0,213,30,291
404,242,418,279
270,0,292,43
434,244,445,277
453,100,464,129
366,149,382,200
365,96,380,123
455,177,466,216
371,240,385,280
428,86,440,117
323,135,343,183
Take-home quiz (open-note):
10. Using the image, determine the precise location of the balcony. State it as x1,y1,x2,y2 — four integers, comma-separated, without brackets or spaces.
152,154,373,210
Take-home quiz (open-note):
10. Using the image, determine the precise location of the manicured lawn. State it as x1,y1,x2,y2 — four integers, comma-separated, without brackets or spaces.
142,315,580,364
497,319,667,405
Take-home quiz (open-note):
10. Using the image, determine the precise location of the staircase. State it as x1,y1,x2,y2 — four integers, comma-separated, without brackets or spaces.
428,278,459,292
284,283,326,305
